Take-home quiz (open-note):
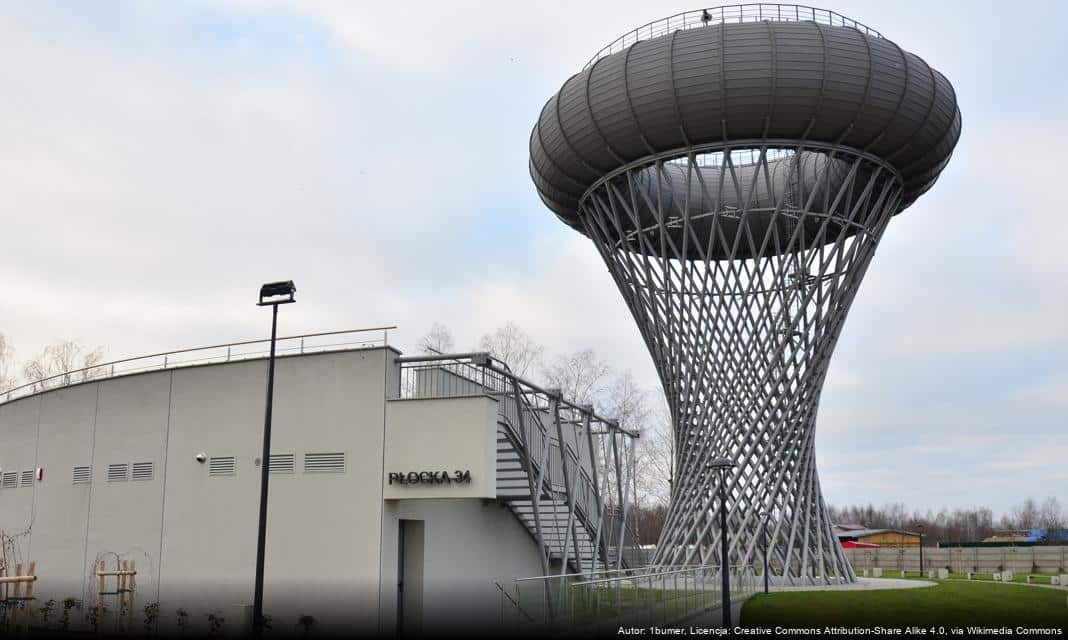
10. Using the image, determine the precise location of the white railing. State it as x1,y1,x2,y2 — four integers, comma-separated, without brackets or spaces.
0,327,394,405
504,564,758,631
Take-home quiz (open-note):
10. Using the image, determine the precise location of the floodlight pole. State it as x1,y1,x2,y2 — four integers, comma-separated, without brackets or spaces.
707,457,736,628
253,281,296,636
917,524,925,576
760,512,770,594
718,473,731,627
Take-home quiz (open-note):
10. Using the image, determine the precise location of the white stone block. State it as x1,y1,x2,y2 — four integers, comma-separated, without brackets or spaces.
873,568,882,577
938,568,949,579
993,572,1001,581
966,572,973,580
927,569,936,579
1027,575,1035,584
862,569,868,577
1049,575,1058,585
1060,574,1068,587
1004,571,1014,581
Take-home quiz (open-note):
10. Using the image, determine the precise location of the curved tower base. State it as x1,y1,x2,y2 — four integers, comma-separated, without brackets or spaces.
580,143,903,584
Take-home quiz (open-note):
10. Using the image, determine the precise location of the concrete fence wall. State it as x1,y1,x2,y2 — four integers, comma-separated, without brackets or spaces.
846,546,1068,574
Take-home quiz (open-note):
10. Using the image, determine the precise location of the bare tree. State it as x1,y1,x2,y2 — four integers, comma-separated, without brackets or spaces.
1039,497,1065,530
1011,497,1041,530
826,497,1068,545
22,340,106,389
542,349,610,407
574,367,676,549
605,376,673,507
635,403,674,506
417,323,454,355
604,373,650,533
0,333,16,391
477,322,544,378
604,372,649,429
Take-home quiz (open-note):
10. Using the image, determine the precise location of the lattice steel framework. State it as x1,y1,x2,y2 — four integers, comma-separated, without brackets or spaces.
581,142,903,582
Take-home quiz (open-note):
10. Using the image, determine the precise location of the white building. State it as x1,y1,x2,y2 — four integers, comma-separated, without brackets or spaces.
0,329,638,634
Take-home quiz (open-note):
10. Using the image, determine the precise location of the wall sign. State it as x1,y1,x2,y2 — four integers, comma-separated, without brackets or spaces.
388,470,471,486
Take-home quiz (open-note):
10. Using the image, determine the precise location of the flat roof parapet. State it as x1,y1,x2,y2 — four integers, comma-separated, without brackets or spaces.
0,327,395,407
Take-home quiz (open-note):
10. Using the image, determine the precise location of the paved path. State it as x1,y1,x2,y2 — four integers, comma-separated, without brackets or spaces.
938,577,1068,592
682,598,748,628
769,577,936,592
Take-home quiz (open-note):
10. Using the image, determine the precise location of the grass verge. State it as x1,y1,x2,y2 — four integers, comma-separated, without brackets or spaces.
741,579,1068,628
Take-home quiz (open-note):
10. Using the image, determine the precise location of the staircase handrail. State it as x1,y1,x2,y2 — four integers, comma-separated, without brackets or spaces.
494,580,536,623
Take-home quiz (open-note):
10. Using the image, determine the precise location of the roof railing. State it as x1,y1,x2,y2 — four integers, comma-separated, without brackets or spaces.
0,326,395,406
392,352,639,438
584,3,882,70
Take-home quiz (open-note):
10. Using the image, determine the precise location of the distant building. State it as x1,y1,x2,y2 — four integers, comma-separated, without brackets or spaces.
1030,528,1068,544
833,523,867,536
983,532,1034,544
836,528,922,548
981,529,1068,545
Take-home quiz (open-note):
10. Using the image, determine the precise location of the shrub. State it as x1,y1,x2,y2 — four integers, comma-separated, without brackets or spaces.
87,603,108,633
143,602,160,634
37,599,56,625
206,611,225,635
297,615,317,634
175,608,189,634
59,598,81,631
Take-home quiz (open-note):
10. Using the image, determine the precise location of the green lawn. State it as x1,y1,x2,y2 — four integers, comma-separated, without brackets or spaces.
742,580,1068,628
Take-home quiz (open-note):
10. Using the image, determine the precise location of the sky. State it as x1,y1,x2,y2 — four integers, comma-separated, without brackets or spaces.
0,1,1065,518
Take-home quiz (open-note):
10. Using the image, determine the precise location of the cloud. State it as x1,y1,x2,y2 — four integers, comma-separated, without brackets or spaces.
0,0,1065,518
1012,374,1068,411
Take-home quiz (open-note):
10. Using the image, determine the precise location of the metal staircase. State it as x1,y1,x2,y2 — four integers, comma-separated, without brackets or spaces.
393,352,640,578
496,421,607,574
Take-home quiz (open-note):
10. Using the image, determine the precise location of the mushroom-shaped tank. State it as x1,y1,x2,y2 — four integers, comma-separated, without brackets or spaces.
530,9,960,245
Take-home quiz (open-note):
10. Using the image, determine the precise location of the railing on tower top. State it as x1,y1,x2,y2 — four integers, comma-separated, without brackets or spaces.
584,4,883,70
0,327,394,406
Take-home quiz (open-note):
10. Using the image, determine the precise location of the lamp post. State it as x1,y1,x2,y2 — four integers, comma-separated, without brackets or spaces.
759,511,771,594
708,457,737,628
253,281,296,635
916,523,926,577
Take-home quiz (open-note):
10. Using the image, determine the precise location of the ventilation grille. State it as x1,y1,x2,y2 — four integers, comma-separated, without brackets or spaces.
73,466,92,484
304,452,346,474
131,462,154,482
209,456,236,477
268,454,295,474
2,472,17,489
20,470,34,487
107,463,129,482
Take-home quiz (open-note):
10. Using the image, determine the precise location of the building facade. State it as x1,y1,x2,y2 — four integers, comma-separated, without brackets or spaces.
0,335,636,634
